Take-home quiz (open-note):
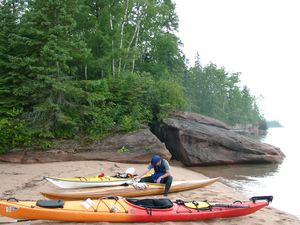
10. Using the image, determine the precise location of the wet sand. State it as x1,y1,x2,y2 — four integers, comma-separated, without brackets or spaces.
0,160,299,224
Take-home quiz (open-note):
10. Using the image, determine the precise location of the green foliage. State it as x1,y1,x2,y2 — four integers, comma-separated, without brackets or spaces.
117,146,129,153
154,79,187,120
0,0,27,117
266,120,282,128
107,72,155,130
259,119,268,130
183,62,265,125
0,117,32,154
24,79,113,139
119,115,140,132
136,33,185,81
0,0,265,153
40,140,53,150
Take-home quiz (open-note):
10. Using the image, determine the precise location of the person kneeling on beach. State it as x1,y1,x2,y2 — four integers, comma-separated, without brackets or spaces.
136,155,173,197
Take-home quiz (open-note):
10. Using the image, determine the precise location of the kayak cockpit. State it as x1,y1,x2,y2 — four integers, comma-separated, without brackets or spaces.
126,198,173,209
36,200,65,208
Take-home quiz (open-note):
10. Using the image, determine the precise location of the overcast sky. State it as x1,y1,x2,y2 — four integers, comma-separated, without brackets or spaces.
174,0,300,126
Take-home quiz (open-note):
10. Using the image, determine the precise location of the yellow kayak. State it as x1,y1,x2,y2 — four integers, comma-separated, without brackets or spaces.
44,169,152,189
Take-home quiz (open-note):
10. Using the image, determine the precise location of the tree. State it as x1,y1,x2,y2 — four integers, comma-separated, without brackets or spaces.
134,0,185,79
0,0,265,152
71,0,185,80
6,0,91,138
0,0,27,117
183,61,264,125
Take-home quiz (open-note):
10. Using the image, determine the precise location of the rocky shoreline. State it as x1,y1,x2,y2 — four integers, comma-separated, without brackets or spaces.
0,112,284,166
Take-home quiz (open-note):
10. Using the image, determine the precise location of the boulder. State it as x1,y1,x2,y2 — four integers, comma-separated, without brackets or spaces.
0,129,171,164
152,111,285,166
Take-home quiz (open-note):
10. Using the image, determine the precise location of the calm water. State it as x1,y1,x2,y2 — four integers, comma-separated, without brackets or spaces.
193,127,300,218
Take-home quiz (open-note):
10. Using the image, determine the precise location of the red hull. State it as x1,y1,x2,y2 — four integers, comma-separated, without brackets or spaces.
124,201,268,222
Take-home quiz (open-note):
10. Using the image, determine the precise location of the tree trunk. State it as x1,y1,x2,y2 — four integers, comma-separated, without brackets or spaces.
109,5,115,78
131,23,140,72
56,61,60,76
122,3,142,72
118,0,129,75
100,66,104,79
84,64,88,80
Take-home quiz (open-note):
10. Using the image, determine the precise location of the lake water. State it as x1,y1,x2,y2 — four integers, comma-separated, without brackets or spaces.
193,126,300,218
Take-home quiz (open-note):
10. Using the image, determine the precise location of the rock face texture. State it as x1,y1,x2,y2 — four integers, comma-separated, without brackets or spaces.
152,111,285,166
0,129,171,164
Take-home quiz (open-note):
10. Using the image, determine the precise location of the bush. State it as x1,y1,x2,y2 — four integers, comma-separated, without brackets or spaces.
107,72,155,130
0,118,32,154
154,79,187,120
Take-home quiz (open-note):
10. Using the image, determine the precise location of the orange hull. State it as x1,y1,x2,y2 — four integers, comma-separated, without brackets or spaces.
0,198,130,222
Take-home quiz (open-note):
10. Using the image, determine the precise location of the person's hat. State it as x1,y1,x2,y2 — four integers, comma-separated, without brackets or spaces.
151,155,161,166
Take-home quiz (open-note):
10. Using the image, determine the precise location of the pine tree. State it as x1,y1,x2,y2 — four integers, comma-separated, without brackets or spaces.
7,0,91,137
0,0,26,117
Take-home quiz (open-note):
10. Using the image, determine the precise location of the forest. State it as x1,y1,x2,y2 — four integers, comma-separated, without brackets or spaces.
0,0,265,153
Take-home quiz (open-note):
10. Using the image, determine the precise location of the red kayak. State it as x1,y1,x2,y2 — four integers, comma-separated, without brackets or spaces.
0,196,272,222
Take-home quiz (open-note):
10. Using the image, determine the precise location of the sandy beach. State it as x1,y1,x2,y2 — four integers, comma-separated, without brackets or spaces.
0,160,299,225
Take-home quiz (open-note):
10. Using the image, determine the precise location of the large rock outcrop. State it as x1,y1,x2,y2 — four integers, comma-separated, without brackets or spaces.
0,129,171,164
152,111,285,166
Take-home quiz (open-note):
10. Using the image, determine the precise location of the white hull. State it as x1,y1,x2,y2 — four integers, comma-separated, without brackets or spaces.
45,177,133,189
